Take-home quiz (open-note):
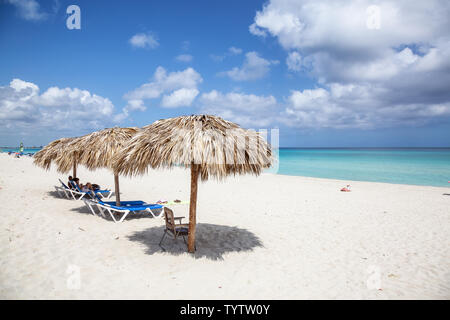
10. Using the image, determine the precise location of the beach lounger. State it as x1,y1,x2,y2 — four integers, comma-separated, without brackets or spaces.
83,198,165,223
54,179,112,200
54,179,72,199
159,208,190,251
68,181,112,200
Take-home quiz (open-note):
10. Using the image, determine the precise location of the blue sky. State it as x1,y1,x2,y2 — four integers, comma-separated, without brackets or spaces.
1,0,450,147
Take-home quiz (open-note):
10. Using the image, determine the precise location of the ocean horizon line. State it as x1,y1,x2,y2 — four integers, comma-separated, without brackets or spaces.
0,146,42,149
2,146,450,150
2,146,449,187
278,147,450,149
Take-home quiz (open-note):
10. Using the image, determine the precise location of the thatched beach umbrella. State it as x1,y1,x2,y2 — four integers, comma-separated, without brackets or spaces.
55,127,139,206
33,137,77,176
114,115,273,253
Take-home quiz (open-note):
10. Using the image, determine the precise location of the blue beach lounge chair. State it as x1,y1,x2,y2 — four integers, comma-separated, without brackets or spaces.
83,197,165,223
54,179,73,199
68,180,112,200
55,179,91,200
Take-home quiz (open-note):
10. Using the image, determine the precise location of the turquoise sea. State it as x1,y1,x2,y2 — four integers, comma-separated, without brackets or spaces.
1,147,449,187
0,147,42,154
275,148,450,187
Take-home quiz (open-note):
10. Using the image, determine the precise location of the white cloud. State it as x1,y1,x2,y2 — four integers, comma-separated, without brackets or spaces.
281,84,450,129
210,54,225,62
10,78,39,93
283,87,355,129
123,66,203,111
201,90,277,111
176,54,193,62
210,46,243,62
129,32,159,49
199,90,278,127
220,51,278,81
228,46,243,55
112,111,128,123
161,88,199,108
113,98,148,123
251,0,450,128
249,23,267,37
286,51,303,72
251,0,450,83
124,67,202,100
0,79,116,135
124,99,146,112
251,0,450,51
7,0,47,21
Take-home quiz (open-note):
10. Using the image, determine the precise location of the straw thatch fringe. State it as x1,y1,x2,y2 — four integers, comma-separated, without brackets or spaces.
33,137,75,170
113,115,273,181
54,127,139,173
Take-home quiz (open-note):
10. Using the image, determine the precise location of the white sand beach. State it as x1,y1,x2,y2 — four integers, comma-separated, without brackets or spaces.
0,153,449,299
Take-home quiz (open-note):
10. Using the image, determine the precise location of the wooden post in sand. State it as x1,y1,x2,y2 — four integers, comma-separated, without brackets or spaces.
73,158,77,179
188,164,199,253
114,173,121,206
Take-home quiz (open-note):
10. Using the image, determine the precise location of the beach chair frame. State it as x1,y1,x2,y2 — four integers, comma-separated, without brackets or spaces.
83,199,164,223
159,208,190,250
54,185,71,199
55,179,112,201
55,179,76,199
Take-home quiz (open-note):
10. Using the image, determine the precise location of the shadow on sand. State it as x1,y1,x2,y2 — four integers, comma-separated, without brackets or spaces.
46,190,71,199
47,190,117,200
70,205,95,216
127,223,263,260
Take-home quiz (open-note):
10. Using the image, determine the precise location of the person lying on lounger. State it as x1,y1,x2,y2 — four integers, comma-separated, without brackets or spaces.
71,177,101,192
80,182,101,192
80,182,94,192
68,176,74,189
71,177,82,190
91,183,100,190
341,184,351,192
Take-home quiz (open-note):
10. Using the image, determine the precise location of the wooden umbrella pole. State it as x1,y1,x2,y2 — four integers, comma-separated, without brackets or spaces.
114,173,121,206
73,158,77,179
188,164,199,253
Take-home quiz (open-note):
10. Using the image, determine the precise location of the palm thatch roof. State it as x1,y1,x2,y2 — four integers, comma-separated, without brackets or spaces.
55,127,139,173
114,115,274,181
33,137,75,170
